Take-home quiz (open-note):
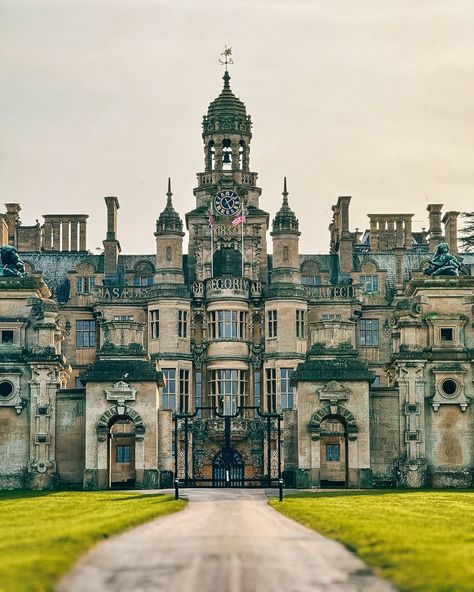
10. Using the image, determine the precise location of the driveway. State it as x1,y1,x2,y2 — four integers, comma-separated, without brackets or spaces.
57,488,396,592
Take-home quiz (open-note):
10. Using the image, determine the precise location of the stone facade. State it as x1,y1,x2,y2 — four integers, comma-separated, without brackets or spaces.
1,70,473,490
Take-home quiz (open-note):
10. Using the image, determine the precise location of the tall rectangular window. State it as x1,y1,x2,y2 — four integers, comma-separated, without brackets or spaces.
179,369,190,413
360,275,379,293
162,368,176,410
280,368,294,409
253,370,261,413
296,309,305,338
150,310,159,339
195,371,202,412
359,319,380,347
267,310,278,338
76,276,95,294
209,310,246,339
76,320,96,348
178,310,188,338
209,369,247,415
266,368,277,412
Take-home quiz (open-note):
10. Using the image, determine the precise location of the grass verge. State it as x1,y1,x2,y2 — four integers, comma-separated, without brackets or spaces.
270,490,474,592
0,490,186,592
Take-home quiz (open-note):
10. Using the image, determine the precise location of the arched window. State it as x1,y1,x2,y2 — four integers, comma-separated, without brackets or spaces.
208,141,215,171
133,261,154,287
301,261,321,286
213,248,242,278
239,141,246,170
222,139,232,170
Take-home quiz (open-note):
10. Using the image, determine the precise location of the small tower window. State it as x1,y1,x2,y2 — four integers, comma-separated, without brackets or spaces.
222,139,232,170
166,246,172,262
283,245,289,262
208,141,215,170
239,141,246,170
440,328,454,342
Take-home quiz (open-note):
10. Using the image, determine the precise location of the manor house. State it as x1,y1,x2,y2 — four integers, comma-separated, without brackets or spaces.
1,70,473,490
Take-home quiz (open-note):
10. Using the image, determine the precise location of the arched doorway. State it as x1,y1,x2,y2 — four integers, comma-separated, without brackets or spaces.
320,417,347,487
212,448,244,487
108,417,136,488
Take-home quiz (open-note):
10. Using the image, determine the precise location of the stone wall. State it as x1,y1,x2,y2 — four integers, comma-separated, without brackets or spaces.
56,390,85,487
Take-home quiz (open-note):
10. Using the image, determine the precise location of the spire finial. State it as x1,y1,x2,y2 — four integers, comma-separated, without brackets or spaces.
166,177,173,207
282,177,289,207
219,46,234,71
219,46,233,89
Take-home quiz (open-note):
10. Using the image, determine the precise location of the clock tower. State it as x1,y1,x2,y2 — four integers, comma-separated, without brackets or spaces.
186,66,269,283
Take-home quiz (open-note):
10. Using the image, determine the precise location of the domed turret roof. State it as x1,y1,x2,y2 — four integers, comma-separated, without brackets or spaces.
156,179,184,235
207,71,247,119
272,178,300,235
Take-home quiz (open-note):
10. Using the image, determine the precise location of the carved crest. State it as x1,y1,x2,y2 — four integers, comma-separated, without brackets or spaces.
104,381,137,415
317,381,350,404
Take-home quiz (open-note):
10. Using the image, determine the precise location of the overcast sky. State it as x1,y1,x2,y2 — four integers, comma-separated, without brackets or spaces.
2,0,474,254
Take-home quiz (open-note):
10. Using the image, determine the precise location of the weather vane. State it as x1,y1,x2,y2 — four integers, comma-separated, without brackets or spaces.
219,46,234,69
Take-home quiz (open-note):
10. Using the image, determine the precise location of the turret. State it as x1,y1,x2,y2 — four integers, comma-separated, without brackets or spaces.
155,178,184,284
270,178,301,283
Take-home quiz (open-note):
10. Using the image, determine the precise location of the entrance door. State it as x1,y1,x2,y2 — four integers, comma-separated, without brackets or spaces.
212,448,244,487
109,418,136,488
320,417,347,487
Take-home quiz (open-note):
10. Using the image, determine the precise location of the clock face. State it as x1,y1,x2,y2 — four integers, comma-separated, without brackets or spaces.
213,191,242,217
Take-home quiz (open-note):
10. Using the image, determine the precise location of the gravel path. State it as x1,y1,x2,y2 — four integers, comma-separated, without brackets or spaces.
57,488,396,592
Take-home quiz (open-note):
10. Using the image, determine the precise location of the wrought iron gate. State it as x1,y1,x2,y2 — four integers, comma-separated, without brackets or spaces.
173,406,282,487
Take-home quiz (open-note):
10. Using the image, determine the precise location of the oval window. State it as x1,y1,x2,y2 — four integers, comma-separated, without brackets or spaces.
441,379,457,397
0,381,13,398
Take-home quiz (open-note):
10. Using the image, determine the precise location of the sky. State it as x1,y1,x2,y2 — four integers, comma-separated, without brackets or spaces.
2,0,474,254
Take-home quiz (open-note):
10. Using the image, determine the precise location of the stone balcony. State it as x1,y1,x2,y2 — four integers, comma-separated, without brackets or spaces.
192,278,263,301
196,171,258,188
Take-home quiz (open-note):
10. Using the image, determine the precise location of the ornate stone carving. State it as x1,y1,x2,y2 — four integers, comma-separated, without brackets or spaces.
317,381,350,405
96,405,146,441
309,404,359,441
104,381,137,415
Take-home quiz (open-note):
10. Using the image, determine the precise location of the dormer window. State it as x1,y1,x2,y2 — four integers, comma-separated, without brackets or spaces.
76,276,95,294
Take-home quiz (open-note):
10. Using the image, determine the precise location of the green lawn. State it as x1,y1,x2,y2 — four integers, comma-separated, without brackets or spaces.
270,490,474,592
0,490,186,592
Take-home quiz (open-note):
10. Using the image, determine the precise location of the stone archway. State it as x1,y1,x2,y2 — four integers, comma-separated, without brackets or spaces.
96,405,146,489
309,404,360,488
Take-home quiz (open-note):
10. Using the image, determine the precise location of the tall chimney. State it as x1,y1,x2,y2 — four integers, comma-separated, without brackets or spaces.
103,197,121,282
442,211,459,254
427,204,444,251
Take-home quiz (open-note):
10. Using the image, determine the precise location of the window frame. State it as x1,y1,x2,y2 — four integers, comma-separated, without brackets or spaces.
75,319,96,349
150,309,160,340
267,310,278,338
178,310,188,338
359,318,380,347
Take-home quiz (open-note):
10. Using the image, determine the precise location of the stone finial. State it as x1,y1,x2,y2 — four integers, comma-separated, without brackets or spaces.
156,178,184,235
271,177,300,234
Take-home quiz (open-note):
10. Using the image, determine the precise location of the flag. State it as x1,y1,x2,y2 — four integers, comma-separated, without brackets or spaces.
232,214,244,227
208,209,214,228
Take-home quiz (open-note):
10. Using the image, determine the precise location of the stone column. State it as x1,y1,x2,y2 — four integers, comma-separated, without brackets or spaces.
43,221,52,250
70,220,78,251
0,215,8,245
79,219,87,251
61,220,70,251
404,216,413,249
52,221,61,251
